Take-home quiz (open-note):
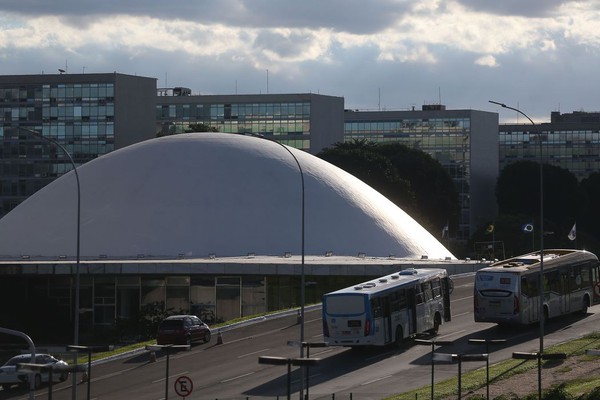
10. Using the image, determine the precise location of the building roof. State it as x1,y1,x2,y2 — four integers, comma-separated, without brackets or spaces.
0,133,454,261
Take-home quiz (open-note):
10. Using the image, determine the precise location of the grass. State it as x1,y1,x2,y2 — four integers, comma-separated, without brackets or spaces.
386,332,600,400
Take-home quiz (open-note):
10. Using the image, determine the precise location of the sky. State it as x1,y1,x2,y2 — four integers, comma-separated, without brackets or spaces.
1,0,599,123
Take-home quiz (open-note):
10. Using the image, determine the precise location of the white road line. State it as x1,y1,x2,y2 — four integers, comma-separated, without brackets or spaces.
152,371,189,384
452,311,471,317
437,329,467,339
311,349,334,357
307,317,322,323
220,371,255,383
238,348,270,358
361,375,393,385
451,296,473,303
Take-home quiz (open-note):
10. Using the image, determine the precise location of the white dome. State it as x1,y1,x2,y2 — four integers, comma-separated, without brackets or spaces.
0,133,454,260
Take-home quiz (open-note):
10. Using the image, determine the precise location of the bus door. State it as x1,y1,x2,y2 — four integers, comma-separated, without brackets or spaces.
406,287,417,334
382,295,392,343
560,270,570,313
523,275,539,323
442,277,451,321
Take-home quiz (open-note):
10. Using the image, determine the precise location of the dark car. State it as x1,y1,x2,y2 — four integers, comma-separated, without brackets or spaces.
156,315,211,345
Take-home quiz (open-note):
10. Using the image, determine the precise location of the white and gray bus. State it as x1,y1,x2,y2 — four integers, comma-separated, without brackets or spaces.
474,249,600,325
322,268,452,347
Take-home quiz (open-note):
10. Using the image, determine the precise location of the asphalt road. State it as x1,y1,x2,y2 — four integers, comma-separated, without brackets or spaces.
2,274,599,400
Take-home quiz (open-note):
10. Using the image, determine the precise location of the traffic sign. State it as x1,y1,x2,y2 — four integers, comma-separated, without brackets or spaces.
174,375,193,398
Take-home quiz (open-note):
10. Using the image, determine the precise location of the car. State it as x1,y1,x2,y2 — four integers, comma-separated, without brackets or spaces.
156,315,211,346
0,354,69,390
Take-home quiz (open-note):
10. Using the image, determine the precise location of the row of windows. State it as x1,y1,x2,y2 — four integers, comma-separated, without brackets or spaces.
0,83,115,101
345,118,470,133
157,102,311,120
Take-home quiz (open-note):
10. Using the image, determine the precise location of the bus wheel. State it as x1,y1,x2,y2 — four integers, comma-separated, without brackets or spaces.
429,313,441,335
543,305,550,323
395,326,404,347
580,295,590,315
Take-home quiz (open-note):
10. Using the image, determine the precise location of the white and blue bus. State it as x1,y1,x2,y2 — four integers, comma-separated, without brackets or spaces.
322,268,452,347
474,249,600,325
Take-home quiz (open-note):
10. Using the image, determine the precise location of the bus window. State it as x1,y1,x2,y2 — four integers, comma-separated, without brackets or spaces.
398,289,407,308
371,297,382,317
421,282,432,302
521,275,539,297
432,278,442,299
415,285,424,304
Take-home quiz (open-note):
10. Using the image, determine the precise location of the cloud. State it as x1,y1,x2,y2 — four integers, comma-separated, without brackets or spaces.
475,55,499,67
1,0,600,122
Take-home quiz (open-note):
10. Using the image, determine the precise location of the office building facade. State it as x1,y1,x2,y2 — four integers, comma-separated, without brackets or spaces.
499,110,600,180
344,105,499,240
156,91,345,154
0,73,157,218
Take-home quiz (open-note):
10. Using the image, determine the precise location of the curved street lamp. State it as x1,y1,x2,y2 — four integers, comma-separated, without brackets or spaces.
488,101,544,400
21,127,82,346
241,132,306,398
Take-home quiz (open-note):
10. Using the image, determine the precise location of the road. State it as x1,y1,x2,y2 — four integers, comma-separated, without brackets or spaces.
1,274,599,400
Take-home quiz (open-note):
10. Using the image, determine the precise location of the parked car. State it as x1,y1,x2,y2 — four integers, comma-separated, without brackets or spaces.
0,354,69,390
156,315,211,346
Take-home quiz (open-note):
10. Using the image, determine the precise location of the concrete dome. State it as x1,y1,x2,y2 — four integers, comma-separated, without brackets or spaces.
0,133,454,260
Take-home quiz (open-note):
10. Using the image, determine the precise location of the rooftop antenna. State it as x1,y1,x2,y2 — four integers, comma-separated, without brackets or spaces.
378,88,381,111
266,69,269,94
58,68,66,74
438,87,442,104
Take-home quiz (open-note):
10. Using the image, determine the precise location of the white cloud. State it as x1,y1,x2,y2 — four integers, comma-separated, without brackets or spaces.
475,55,499,67
1,1,600,120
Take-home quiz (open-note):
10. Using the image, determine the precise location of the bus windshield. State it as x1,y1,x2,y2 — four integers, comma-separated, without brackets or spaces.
476,272,518,293
325,294,365,315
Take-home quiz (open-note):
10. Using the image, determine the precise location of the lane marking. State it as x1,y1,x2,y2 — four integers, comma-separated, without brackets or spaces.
438,329,467,339
361,375,393,385
221,372,255,383
152,371,189,384
238,348,270,359
452,311,471,318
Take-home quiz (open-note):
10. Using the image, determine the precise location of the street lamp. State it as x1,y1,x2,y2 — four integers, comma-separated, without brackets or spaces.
244,132,307,398
258,356,320,400
146,344,190,400
20,127,82,345
68,345,114,400
19,127,82,400
489,100,544,400
469,338,507,400
452,353,489,400
415,339,454,400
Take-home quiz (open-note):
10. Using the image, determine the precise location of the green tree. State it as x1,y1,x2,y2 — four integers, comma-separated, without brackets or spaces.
317,140,459,236
496,161,581,227
318,140,417,213
184,123,219,133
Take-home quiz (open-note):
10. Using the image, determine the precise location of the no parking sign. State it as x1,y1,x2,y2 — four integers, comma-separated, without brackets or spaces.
174,375,193,398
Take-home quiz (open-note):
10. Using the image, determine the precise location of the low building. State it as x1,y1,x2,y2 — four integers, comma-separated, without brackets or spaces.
0,133,467,340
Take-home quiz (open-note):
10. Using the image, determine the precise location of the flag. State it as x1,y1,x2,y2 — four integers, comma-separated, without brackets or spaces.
441,223,449,239
485,224,494,234
568,223,576,241
522,223,534,233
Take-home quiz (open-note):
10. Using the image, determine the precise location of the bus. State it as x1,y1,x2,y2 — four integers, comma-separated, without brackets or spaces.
322,268,452,347
474,249,600,325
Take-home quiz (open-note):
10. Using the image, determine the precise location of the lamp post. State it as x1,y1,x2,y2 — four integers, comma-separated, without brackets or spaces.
245,133,306,398
146,344,190,399
415,339,454,400
469,338,507,400
20,127,82,344
68,345,114,400
20,127,82,400
258,356,320,400
489,101,544,399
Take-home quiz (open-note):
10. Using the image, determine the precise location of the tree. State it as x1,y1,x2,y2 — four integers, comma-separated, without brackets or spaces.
318,140,417,213
496,161,582,227
184,123,219,133
317,140,459,236
377,143,459,233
